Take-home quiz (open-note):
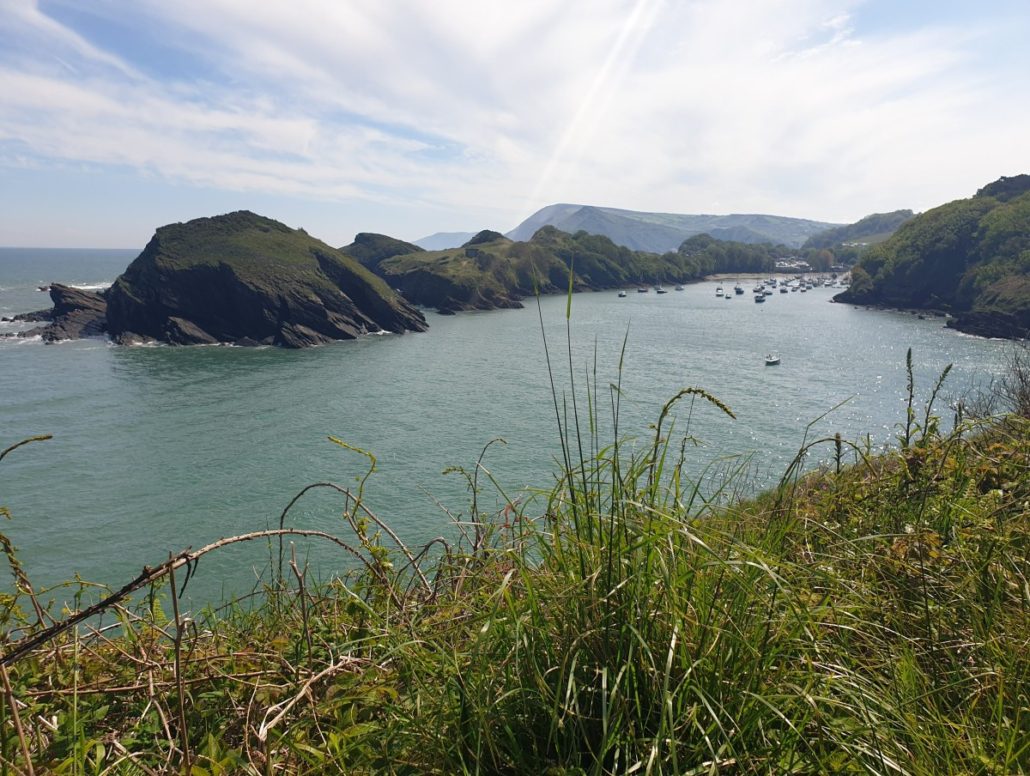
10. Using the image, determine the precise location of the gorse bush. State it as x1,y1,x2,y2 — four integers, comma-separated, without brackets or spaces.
1,323,1028,773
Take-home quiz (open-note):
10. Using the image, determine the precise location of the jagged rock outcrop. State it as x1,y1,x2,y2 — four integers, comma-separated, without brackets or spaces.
9,284,108,342
103,211,427,347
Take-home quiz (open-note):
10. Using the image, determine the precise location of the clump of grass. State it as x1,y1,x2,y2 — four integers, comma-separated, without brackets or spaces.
1,332,1028,773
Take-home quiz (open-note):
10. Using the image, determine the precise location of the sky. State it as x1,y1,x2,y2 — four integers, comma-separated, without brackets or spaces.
1,0,1028,248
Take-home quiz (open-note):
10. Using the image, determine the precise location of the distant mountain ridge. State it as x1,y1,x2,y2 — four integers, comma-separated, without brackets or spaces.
506,204,841,251
414,231,478,250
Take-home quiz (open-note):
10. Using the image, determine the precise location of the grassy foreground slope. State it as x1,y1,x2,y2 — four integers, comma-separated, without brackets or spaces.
1,351,1028,774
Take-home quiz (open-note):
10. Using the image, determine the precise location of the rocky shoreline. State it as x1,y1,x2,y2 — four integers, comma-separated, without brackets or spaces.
831,292,1028,341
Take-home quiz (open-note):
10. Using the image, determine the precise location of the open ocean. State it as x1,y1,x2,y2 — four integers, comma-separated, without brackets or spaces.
0,247,1015,607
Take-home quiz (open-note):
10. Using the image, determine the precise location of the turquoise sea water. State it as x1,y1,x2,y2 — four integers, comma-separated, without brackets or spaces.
0,248,1015,607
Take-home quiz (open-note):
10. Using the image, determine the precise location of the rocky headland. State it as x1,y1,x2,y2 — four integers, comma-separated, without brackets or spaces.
9,211,427,348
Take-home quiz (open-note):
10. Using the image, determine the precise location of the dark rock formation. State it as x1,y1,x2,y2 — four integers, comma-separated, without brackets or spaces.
947,310,1029,340
11,284,108,342
104,211,427,347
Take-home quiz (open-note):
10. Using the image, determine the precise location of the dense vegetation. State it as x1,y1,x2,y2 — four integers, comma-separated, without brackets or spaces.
802,210,914,251
838,176,1030,339
2,336,1028,773
350,227,791,313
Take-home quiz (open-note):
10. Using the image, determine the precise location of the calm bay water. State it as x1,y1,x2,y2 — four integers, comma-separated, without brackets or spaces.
0,248,1014,606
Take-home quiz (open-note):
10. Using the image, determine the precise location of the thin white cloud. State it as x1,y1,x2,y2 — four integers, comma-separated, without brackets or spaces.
1,0,1028,245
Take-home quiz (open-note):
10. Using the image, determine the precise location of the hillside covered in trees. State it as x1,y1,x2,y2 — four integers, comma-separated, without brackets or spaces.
345,227,793,313
836,175,1030,339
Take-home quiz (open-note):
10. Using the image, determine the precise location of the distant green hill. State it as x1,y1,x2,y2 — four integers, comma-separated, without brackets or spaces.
356,227,792,313
836,176,1030,339
340,232,424,274
803,210,914,250
506,203,840,251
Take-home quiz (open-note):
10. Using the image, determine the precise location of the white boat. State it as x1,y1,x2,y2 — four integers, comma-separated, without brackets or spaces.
656,285,668,294
618,290,627,297
763,288,774,296
765,354,780,366
716,286,724,297
754,294,766,303
675,285,684,291
780,286,788,293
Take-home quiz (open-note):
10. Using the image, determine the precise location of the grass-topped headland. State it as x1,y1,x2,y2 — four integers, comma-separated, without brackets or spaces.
10,211,428,348
1,334,1028,773
104,211,427,347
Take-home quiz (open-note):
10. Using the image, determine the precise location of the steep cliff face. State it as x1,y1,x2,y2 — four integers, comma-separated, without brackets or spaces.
104,211,427,347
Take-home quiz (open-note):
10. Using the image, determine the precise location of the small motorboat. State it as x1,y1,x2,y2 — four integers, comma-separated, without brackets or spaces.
716,286,724,297
734,284,745,295
765,354,781,366
754,294,766,303
675,285,684,291
618,290,627,297
656,285,668,294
